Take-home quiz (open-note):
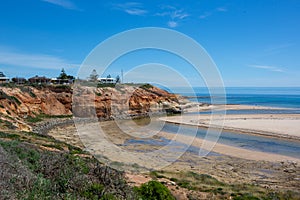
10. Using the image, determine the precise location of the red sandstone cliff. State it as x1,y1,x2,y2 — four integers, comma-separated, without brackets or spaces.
0,84,183,131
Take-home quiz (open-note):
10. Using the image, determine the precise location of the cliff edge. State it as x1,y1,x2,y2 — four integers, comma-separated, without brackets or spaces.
0,84,185,131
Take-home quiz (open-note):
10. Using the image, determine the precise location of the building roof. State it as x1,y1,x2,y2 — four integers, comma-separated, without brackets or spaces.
29,76,50,80
0,72,7,78
99,78,115,80
0,72,9,80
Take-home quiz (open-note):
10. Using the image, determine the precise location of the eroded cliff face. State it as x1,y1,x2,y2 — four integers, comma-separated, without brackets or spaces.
73,85,182,119
0,85,183,131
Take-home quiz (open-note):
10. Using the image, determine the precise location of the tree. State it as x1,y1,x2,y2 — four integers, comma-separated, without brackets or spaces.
107,74,111,78
115,75,120,83
89,69,99,82
58,68,68,80
67,75,75,80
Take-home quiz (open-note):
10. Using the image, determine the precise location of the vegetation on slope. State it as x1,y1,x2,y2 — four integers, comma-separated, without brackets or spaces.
134,180,175,200
0,131,136,199
0,130,177,200
150,170,300,200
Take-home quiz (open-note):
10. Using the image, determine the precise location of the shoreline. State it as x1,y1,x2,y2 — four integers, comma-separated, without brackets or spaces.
160,116,300,142
40,101,300,164
184,103,296,113
46,117,300,165
158,131,300,163
45,119,300,191
161,108,300,141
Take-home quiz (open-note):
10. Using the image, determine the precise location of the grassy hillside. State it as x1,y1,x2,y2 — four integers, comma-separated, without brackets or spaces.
0,130,136,199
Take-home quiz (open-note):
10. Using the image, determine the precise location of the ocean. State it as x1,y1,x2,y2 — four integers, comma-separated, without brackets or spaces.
160,87,300,158
168,87,300,113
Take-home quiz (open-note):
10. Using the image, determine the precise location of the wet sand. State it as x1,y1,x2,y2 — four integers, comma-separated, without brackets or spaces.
160,114,300,140
184,103,293,113
47,120,300,190
158,131,300,163
44,103,300,191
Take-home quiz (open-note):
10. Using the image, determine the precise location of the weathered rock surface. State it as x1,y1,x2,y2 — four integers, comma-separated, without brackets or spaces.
0,84,183,131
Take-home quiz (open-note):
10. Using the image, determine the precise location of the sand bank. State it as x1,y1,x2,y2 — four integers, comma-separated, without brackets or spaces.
183,103,293,113
160,114,300,140
47,120,300,189
158,131,300,163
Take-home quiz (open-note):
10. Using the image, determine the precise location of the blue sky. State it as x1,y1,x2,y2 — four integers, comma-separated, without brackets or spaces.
0,0,299,87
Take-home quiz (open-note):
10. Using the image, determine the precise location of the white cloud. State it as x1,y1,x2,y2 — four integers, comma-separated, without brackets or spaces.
199,7,228,19
42,0,79,10
156,6,189,28
112,3,189,27
250,65,285,73
125,8,147,15
263,43,294,56
199,12,211,19
167,21,178,28
171,10,189,20
113,2,147,16
216,7,227,12
0,47,78,70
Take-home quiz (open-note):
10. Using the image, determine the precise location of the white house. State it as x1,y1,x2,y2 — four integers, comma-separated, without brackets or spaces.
0,72,9,84
50,78,74,85
98,77,116,84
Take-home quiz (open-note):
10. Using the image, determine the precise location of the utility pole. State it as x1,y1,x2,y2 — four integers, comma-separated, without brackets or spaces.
121,69,124,84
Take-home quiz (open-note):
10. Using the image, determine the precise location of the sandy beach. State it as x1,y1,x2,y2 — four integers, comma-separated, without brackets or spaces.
183,103,293,113
160,113,300,140
46,119,300,190
43,97,300,191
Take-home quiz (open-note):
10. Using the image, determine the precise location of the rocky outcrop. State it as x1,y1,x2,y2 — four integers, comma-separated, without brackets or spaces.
73,84,183,119
0,86,72,117
0,84,183,131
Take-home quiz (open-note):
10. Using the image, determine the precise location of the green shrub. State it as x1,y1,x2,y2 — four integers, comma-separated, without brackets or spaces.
150,171,166,179
24,174,52,199
19,86,36,98
134,180,175,200
233,193,260,200
186,171,224,186
97,83,116,88
42,143,64,151
169,178,178,182
82,183,104,199
68,144,85,154
0,131,20,139
11,96,21,105
176,180,194,190
25,114,72,123
100,193,116,200
29,91,36,98
0,91,21,105
26,116,43,123
0,140,41,171
140,83,153,90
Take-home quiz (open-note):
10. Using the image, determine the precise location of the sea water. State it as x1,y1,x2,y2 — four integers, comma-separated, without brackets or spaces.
168,87,300,113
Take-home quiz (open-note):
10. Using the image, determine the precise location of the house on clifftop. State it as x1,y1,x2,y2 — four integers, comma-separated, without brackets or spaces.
28,75,50,84
12,77,27,84
98,77,116,84
0,72,9,84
